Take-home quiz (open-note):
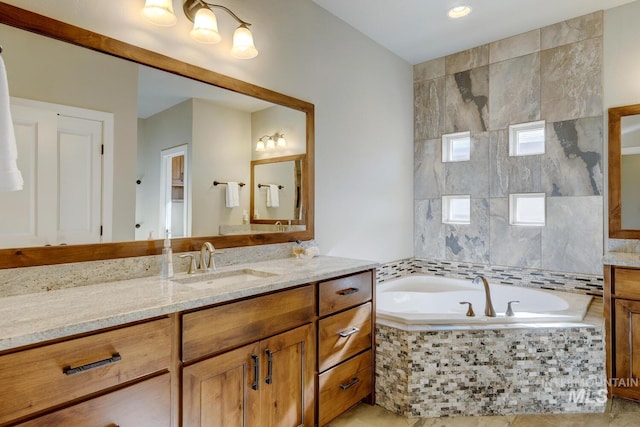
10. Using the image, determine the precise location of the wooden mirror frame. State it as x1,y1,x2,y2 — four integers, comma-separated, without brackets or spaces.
0,3,314,269
608,103,640,239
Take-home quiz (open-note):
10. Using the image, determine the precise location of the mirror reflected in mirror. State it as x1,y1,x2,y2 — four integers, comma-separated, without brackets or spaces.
0,4,314,268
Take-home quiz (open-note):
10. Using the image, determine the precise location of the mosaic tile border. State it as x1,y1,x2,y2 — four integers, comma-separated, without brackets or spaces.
376,258,603,297
376,323,606,418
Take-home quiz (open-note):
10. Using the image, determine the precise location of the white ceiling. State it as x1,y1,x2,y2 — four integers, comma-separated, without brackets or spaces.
312,0,637,64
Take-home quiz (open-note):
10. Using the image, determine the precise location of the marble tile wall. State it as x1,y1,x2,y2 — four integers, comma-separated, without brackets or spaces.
413,12,605,276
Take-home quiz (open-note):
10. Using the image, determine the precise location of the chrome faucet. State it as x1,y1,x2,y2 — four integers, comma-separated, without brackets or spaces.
199,242,216,272
472,275,496,317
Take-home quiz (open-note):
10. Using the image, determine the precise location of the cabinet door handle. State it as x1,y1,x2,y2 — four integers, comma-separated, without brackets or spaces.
339,327,360,338
339,377,360,390
251,354,260,391
265,349,273,384
337,287,359,296
62,353,121,375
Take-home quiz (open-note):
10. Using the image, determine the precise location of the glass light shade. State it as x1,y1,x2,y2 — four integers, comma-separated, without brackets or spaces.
190,8,222,44
142,0,177,26
256,139,265,151
277,135,286,148
266,137,275,149
231,25,258,59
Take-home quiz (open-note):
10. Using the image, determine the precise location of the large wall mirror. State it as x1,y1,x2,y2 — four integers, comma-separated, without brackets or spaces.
608,104,640,239
0,3,314,268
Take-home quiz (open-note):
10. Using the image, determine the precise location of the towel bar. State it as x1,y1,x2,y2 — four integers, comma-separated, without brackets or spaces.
213,181,245,187
257,183,284,190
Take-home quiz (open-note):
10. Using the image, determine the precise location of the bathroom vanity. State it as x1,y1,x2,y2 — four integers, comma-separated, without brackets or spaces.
0,256,376,426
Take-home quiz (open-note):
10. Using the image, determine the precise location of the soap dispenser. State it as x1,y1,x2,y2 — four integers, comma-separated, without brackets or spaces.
160,230,174,279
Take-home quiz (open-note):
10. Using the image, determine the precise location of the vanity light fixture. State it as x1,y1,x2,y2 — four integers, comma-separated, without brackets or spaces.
256,133,286,151
142,0,258,59
447,5,472,19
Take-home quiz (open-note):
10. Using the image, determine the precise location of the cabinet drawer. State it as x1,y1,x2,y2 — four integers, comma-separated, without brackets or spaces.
16,374,171,426
318,302,371,372
318,351,372,426
0,318,171,425
614,268,640,300
182,285,314,362
319,271,372,316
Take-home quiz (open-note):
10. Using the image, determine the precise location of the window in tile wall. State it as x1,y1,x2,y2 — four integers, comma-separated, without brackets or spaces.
509,121,545,156
442,131,471,162
509,193,546,226
442,195,471,224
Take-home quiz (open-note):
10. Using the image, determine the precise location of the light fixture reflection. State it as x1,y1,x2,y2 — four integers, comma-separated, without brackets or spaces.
257,133,287,151
142,0,178,26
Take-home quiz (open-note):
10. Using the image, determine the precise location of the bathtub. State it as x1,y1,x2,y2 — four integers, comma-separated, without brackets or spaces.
377,274,593,327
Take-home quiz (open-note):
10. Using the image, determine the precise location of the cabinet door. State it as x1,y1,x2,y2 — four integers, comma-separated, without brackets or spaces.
615,299,640,397
183,342,261,427
260,324,315,427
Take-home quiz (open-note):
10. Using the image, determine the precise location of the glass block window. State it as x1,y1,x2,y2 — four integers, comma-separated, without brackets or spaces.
442,195,471,224
509,193,546,226
442,131,471,162
509,121,545,156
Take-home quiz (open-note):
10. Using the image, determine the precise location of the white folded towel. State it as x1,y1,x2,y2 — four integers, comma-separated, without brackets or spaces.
0,55,23,192
266,184,279,208
225,181,240,208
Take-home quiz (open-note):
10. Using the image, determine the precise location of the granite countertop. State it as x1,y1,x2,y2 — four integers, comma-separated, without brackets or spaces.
603,252,640,268
0,256,377,352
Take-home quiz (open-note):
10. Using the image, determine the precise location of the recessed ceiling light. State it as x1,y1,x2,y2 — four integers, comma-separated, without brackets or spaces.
448,6,472,19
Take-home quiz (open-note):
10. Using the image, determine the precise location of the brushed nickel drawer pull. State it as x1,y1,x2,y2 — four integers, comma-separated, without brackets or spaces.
339,327,360,338
62,352,121,375
339,377,360,390
337,287,359,296
251,354,260,390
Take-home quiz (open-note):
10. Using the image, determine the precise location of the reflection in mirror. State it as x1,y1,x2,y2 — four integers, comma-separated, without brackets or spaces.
621,114,640,229
0,22,306,249
608,104,640,239
251,155,304,223
0,3,314,268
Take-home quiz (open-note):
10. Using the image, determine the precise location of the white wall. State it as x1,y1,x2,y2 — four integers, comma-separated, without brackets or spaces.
3,0,414,263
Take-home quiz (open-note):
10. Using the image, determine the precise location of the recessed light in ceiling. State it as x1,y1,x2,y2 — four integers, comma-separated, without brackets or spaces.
448,6,472,19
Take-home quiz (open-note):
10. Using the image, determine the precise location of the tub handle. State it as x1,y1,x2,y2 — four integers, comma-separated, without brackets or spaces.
459,301,475,317
337,287,359,296
506,300,520,317
339,327,360,338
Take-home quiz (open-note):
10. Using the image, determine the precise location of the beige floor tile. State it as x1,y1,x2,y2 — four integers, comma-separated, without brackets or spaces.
611,397,640,414
610,411,640,426
326,404,417,427
510,413,611,427
424,415,516,427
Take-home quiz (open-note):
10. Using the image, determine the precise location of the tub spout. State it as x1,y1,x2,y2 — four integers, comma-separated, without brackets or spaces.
473,275,496,317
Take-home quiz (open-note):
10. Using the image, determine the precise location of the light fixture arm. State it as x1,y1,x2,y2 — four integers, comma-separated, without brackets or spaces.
183,0,251,27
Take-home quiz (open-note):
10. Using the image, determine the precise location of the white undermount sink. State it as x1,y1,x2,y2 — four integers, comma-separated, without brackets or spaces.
173,268,278,290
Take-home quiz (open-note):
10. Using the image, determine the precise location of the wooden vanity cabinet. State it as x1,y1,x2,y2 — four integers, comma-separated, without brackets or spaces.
0,317,172,426
316,270,375,426
605,265,640,400
181,285,316,427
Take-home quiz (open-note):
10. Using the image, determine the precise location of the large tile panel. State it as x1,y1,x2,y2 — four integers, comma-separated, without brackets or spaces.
542,117,603,196
489,52,540,131
445,66,489,133
490,29,540,64
415,199,446,260
489,130,542,197
414,57,445,82
541,11,603,50
414,77,445,140
445,198,490,263
414,139,444,199
489,198,542,268
540,37,603,122
445,44,489,74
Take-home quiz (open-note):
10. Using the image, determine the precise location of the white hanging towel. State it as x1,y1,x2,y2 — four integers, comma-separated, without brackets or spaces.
225,181,240,208
266,184,279,208
0,55,23,192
